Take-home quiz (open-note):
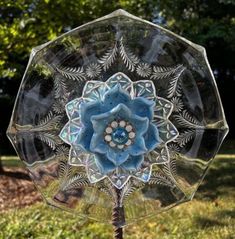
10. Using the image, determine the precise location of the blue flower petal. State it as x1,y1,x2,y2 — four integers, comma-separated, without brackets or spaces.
107,149,129,166
76,127,93,152
90,111,113,133
144,123,159,151
131,97,155,120
95,153,117,174
129,137,147,156
130,114,149,137
90,112,108,153
103,85,131,111
80,101,103,127
91,103,132,124
90,134,109,154
121,155,144,171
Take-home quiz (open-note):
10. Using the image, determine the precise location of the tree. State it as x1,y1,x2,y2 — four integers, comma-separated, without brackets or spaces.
154,0,235,68
0,0,155,158
1,0,234,91
154,0,235,137
0,0,154,85
0,0,234,158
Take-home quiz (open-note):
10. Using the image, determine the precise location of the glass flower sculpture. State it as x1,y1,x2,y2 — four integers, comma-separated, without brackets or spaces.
60,73,178,189
7,9,228,227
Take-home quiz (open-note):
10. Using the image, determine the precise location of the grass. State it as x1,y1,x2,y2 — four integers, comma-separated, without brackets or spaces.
0,139,235,239
1,139,234,167
0,156,23,167
0,194,234,239
2,139,235,168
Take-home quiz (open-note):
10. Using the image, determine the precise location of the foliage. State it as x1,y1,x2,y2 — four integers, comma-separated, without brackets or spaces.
0,0,155,155
0,0,235,155
0,0,154,81
1,0,234,82
153,0,235,68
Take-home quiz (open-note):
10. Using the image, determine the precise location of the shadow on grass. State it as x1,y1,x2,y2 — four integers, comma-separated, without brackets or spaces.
218,139,235,154
0,170,30,180
194,209,235,229
215,209,235,219
194,216,226,228
196,158,235,200
0,158,27,180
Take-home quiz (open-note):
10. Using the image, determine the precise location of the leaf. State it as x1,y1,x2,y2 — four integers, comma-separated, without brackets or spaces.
117,179,145,205
162,159,177,183
14,112,62,132
120,182,137,205
61,173,89,191
36,112,63,131
174,110,204,129
14,112,63,150
95,180,116,200
53,74,68,99
55,66,86,82
58,160,73,180
167,65,185,98
151,64,183,80
56,145,69,159
149,172,175,188
174,129,196,147
36,132,63,150
119,37,139,72
98,42,118,71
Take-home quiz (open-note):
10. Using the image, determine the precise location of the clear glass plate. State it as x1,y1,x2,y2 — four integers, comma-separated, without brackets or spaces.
7,9,228,226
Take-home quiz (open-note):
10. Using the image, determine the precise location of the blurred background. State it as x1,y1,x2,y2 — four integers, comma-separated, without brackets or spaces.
0,0,235,155
0,1,234,238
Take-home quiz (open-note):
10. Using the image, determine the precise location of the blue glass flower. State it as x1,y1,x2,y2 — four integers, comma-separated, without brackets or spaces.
60,72,178,188
79,85,159,174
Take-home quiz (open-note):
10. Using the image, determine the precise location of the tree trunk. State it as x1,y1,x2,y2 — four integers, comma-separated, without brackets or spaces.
0,155,3,173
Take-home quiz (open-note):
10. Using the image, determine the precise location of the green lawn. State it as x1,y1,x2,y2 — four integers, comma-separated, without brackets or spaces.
0,156,23,167
1,139,235,167
0,150,235,238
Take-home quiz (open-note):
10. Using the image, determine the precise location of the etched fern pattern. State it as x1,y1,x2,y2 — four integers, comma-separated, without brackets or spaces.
15,112,63,150
119,37,140,71
149,172,175,188
98,42,118,71
55,66,86,81
58,160,89,192
174,110,205,129
26,34,206,200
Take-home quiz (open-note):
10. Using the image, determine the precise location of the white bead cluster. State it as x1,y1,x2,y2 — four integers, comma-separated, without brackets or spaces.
104,120,136,149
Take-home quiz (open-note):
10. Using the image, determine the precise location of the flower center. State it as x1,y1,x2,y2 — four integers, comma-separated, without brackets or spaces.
112,127,128,145
104,120,136,149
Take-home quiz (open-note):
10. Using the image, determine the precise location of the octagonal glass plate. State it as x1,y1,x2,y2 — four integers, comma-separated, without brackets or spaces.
7,10,228,225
